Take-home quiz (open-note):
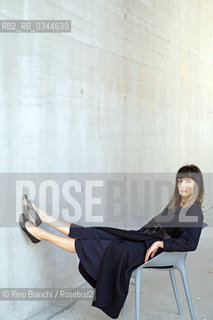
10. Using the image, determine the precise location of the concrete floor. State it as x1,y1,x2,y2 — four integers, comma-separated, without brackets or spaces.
27,209,213,320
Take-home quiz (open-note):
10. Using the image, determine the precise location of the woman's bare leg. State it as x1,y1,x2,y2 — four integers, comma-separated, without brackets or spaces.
25,199,75,237
25,221,77,253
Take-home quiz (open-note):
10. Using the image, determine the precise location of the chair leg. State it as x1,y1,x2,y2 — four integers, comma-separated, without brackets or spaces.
135,268,143,320
178,265,196,320
169,269,182,315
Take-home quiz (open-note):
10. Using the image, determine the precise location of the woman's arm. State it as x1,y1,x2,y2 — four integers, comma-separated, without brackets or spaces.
163,226,202,252
163,204,204,252
144,227,203,263
144,204,204,261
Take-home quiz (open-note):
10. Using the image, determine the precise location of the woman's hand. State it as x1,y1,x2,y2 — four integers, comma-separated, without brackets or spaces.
144,241,164,263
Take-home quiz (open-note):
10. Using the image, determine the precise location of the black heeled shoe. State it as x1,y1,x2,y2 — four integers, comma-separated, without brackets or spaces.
23,194,42,226
19,213,41,244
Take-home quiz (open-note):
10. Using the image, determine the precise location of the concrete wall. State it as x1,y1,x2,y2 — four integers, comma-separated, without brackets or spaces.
0,0,212,319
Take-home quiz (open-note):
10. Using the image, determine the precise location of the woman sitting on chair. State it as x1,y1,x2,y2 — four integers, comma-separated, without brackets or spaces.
19,164,205,318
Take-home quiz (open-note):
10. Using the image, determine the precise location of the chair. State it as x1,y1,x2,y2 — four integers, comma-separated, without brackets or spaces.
122,223,208,320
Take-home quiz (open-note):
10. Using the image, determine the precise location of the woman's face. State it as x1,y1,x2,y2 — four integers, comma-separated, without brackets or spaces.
177,177,195,199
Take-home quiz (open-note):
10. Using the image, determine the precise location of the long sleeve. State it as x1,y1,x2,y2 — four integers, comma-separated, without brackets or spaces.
135,204,204,252
163,226,202,252
163,204,204,252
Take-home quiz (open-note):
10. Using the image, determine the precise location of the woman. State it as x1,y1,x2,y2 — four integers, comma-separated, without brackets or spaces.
19,164,205,318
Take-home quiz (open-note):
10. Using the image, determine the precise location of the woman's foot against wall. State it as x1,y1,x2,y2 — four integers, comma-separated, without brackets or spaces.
24,221,45,241
23,194,50,225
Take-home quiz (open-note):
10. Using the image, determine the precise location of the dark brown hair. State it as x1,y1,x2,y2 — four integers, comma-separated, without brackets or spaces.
167,164,204,210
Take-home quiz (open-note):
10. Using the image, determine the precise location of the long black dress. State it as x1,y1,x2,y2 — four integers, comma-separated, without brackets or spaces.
69,203,204,288
68,222,158,283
